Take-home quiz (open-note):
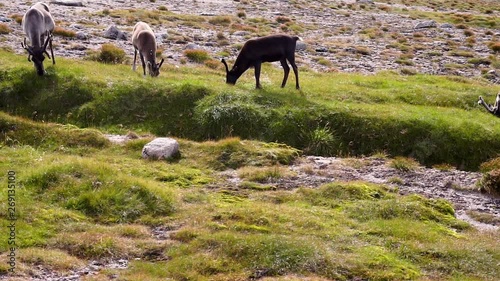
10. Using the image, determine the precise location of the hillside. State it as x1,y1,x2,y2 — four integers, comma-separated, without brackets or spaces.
1,0,500,280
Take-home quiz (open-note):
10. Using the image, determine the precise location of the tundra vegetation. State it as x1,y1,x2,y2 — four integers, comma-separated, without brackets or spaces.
0,49,499,280
1,0,500,279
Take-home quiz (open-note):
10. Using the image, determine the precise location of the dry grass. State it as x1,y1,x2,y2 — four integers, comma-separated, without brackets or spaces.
0,23,12,34
53,26,76,38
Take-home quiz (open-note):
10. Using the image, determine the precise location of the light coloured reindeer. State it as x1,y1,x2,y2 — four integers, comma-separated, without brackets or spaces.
21,2,55,76
132,22,164,77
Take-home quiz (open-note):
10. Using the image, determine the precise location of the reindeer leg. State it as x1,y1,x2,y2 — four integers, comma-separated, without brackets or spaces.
140,53,146,76
133,48,137,71
280,59,290,88
493,94,500,116
478,96,494,114
288,57,300,90
49,34,55,65
254,61,262,89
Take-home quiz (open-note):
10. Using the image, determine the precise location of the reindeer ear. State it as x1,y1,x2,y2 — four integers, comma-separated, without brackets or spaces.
158,58,164,68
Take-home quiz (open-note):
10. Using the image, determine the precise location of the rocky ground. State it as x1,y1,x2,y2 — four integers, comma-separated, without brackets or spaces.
233,156,499,231
0,0,499,82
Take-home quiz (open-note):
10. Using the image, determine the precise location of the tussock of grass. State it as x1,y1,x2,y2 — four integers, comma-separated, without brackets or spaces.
389,156,419,172
0,112,108,148
0,23,11,34
23,158,175,223
237,165,292,183
488,41,500,53
19,248,85,272
184,49,210,63
77,82,211,135
208,15,232,26
53,26,76,38
185,137,300,170
195,92,269,139
50,224,152,259
89,43,127,64
478,169,500,195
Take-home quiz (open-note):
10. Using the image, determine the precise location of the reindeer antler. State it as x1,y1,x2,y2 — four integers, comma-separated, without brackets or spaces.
21,38,34,62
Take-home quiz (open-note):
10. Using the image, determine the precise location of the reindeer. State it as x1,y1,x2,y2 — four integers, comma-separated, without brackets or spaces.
21,2,55,76
478,93,500,117
132,22,164,77
221,34,300,89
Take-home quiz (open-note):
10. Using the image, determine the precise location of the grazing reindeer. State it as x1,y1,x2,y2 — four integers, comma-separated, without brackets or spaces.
21,2,55,76
132,22,164,77
478,93,500,117
221,34,300,89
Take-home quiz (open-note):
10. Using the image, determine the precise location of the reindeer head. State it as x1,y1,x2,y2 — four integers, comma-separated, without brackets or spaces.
22,36,51,76
147,58,164,77
221,58,240,85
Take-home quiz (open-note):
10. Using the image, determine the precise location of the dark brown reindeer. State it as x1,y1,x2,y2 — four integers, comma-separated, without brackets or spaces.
132,21,164,77
221,34,301,89
21,2,55,76
478,93,500,117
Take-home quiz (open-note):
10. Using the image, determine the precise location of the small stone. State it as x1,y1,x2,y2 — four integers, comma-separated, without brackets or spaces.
104,25,127,40
76,31,88,40
232,31,249,36
440,23,454,29
184,43,200,50
155,32,169,43
142,138,180,160
315,46,328,53
296,41,307,51
50,0,84,7
487,69,498,76
414,20,437,29
0,16,12,22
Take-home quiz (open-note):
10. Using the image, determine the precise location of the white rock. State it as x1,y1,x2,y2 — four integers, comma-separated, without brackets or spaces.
414,20,437,29
51,0,84,7
104,25,127,40
76,31,88,40
233,31,249,36
296,41,307,51
142,138,180,160
184,43,201,50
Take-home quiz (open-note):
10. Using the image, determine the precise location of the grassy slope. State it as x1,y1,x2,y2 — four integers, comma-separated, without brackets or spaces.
1,50,499,170
0,114,499,281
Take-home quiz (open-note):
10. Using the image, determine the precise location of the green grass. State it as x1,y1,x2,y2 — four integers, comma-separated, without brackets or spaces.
1,50,500,170
404,10,499,28
377,0,500,18
0,112,499,280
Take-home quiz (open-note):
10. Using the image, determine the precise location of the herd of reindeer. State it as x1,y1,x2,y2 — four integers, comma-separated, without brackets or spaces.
19,2,499,116
20,2,301,90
